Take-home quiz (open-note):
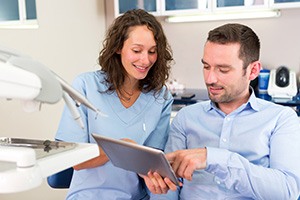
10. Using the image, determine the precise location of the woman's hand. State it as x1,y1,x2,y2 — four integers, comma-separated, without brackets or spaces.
140,171,180,194
73,146,109,170
120,138,137,143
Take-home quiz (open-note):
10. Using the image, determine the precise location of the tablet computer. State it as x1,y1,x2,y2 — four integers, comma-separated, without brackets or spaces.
91,133,180,186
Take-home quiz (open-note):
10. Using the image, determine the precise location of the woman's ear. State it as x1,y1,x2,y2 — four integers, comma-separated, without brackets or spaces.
249,61,261,81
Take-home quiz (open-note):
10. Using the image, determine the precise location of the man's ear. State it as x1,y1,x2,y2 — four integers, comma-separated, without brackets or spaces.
249,61,261,81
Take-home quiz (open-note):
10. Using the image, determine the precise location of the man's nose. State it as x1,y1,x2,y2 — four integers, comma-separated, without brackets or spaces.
205,70,218,84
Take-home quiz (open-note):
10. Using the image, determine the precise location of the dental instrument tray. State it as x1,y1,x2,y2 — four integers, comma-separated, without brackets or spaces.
0,137,76,159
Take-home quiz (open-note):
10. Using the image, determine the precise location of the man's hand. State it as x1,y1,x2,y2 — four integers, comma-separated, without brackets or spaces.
166,148,207,181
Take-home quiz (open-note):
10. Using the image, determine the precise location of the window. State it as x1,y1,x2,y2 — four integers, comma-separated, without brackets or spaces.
165,0,198,10
0,0,37,29
118,0,157,14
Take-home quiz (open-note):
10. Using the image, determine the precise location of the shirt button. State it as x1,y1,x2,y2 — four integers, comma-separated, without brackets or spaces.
222,138,227,142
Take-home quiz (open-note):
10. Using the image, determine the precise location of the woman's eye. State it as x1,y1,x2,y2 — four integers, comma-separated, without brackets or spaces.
149,51,156,54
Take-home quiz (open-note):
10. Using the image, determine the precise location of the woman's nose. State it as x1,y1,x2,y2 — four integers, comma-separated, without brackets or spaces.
140,52,151,65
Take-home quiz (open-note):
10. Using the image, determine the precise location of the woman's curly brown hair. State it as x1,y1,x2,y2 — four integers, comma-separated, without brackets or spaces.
98,9,173,94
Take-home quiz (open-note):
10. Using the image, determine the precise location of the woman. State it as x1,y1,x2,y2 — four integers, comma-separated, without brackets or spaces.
55,9,174,200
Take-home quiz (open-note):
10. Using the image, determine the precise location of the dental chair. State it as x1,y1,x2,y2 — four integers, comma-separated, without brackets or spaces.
47,167,73,188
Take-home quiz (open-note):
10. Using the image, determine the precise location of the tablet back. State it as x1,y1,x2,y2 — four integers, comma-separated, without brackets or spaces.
92,133,179,185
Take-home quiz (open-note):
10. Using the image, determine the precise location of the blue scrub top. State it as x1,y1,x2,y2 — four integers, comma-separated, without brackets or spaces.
55,71,173,200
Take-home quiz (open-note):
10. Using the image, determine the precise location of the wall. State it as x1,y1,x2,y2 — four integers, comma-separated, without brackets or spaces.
159,8,300,89
0,0,106,199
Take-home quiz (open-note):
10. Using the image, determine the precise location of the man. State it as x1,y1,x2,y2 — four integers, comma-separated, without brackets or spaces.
142,23,300,199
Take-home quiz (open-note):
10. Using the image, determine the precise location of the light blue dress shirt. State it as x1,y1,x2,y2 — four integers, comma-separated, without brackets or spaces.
152,91,300,200
55,71,173,200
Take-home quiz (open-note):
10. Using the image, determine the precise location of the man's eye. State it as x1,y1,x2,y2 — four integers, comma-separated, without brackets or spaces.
219,68,229,73
203,65,210,70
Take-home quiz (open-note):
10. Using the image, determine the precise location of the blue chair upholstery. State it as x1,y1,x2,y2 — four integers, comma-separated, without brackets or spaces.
47,167,73,188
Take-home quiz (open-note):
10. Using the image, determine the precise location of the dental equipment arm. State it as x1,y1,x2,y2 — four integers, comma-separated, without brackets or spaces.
0,45,102,127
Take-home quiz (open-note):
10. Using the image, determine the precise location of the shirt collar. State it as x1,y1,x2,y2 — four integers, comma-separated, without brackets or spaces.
247,87,260,112
206,87,259,113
